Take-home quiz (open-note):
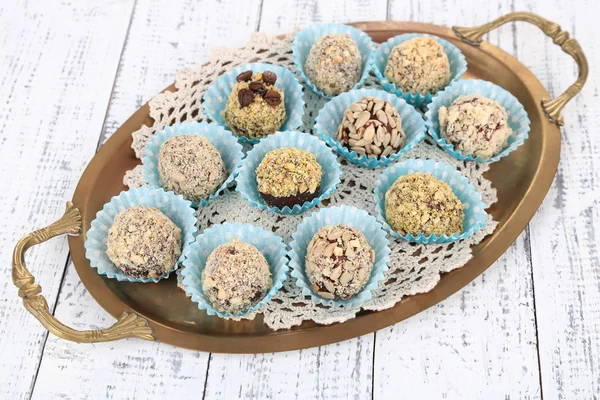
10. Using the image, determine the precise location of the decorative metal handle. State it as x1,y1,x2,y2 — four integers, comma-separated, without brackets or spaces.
12,201,154,343
453,11,588,126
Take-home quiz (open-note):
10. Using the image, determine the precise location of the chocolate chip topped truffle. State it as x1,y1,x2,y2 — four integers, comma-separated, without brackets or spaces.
304,34,362,96
222,70,286,139
256,147,323,208
384,37,451,95
337,96,406,158
306,224,374,300
385,172,464,237
158,135,227,204
438,94,513,159
202,238,272,314
106,206,182,279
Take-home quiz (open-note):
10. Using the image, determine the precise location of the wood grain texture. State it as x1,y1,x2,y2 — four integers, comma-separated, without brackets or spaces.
0,0,134,398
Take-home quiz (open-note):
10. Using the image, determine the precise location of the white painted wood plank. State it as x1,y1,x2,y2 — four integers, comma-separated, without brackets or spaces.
0,0,134,398
512,0,600,398
202,2,386,399
32,0,263,398
372,1,542,398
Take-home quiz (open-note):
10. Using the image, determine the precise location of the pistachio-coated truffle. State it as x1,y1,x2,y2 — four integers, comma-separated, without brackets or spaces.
202,238,272,314
384,37,450,95
384,172,464,236
304,34,362,96
439,94,513,159
106,206,182,279
158,135,227,204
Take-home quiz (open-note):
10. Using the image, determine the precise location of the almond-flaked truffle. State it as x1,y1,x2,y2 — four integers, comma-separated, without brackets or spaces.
106,206,182,279
256,147,323,208
384,37,450,95
337,96,406,158
202,238,272,314
306,224,374,300
304,34,362,96
222,71,286,139
439,94,513,159
158,135,227,204
385,172,464,236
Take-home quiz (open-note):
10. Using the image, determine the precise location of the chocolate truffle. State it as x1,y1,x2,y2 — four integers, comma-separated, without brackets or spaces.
202,238,273,314
336,96,406,158
106,206,182,279
384,37,450,95
304,34,362,96
158,135,227,204
385,172,464,236
255,147,323,208
438,94,513,159
222,70,286,139
306,224,374,300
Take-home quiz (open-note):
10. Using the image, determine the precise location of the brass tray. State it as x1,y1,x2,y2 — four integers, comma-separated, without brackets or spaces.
13,12,588,352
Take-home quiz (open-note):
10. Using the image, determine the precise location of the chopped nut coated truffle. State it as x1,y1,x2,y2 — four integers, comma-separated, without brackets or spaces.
158,135,227,204
385,172,464,236
438,94,513,159
306,224,374,300
222,71,286,139
384,37,450,95
337,96,406,158
106,206,182,279
202,238,272,314
305,34,362,96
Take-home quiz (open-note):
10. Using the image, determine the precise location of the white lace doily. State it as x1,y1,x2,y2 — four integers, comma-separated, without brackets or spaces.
123,31,498,330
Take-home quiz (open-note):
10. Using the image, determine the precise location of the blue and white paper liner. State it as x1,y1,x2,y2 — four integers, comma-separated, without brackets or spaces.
180,222,289,318
288,205,391,308
424,79,531,163
374,159,487,244
142,121,244,207
203,62,305,144
292,23,375,99
372,33,467,108
84,187,197,283
236,130,342,215
314,88,426,168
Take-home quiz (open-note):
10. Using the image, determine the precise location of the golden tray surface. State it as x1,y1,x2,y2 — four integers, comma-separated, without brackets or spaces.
12,13,588,353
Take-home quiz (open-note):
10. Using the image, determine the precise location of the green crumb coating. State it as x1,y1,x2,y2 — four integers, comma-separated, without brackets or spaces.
384,172,464,236
222,72,286,139
255,147,322,198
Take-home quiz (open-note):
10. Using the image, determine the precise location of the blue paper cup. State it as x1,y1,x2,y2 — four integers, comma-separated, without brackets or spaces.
292,23,375,99
180,222,289,318
203,63,305,144
374,159,487,244
314,88,426,168
142,121,244,207
84,188,197,283
236,130,342,215
288,205,391,308
425,79,531,163
372,33,467,108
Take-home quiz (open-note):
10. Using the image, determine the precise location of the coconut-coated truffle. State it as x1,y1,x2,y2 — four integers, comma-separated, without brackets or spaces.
385,172,464,236
439,94,513,159
336,96,406,158
256,147,323,208
222,71,286,139
158,135,227,204
384,37,450,95
304,34,362,96
202,238,272,314
306,224,374,300
106,206,182,279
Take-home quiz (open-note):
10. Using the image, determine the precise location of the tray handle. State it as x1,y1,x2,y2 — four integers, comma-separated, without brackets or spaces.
453,11,588,126
12,201,154,343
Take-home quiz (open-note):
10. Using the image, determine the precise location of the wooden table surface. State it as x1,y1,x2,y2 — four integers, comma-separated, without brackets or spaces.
1,0,598,399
